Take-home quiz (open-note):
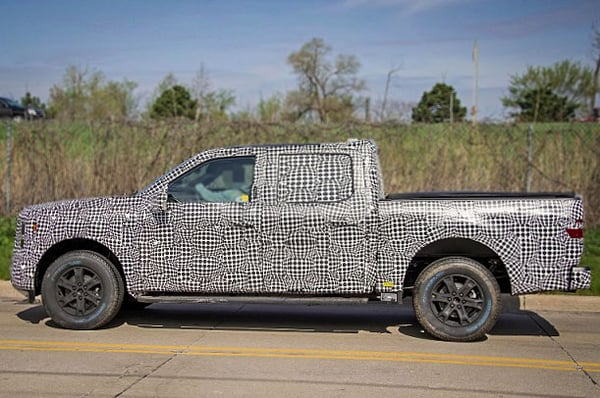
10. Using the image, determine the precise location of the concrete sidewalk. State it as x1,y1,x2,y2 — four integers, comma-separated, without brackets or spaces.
516,294,599,312
1,280,598,312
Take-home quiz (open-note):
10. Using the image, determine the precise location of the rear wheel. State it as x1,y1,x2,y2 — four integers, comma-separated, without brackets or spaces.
41,251,124,329
412,257,501,342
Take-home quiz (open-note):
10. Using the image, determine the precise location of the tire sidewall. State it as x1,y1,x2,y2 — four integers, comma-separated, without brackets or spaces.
41,251,124,329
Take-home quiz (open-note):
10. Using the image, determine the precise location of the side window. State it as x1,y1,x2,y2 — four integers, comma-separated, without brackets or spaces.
278,153,353,203
168,156,255,203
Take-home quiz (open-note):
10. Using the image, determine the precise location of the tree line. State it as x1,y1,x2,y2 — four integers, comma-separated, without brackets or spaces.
18,26,600,124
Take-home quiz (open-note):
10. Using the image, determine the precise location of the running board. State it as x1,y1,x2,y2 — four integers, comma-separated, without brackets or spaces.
136,295,371,305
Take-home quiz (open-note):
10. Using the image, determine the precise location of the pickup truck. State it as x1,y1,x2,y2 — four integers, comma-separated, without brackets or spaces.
10,139,590,341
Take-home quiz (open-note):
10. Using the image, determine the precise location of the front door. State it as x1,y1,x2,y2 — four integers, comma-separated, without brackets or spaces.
141,156,262,293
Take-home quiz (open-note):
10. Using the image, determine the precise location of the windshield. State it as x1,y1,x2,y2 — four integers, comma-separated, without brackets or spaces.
1,98,22,107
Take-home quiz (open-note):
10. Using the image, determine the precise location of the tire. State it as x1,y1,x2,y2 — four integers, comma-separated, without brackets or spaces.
412,257,501,342
41,251,124,329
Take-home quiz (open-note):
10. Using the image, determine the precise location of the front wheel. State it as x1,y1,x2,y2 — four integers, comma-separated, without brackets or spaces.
41,251,124,329
412,257,501,342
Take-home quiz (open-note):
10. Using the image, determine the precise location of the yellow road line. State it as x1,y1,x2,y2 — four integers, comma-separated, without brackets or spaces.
0,339,599,373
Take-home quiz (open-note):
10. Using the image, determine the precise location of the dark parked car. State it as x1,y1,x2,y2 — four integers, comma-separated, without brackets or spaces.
0,97,27,120
0,97,44,120
25,106,45,119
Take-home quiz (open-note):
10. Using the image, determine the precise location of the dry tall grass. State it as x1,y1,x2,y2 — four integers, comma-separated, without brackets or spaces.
1,120,599,226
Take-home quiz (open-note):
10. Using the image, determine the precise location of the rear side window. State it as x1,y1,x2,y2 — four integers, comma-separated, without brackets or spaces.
277,153,353,203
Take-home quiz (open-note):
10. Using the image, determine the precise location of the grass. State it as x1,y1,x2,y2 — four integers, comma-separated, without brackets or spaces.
580,228,600,295
1,214,598,295
0,217,15,280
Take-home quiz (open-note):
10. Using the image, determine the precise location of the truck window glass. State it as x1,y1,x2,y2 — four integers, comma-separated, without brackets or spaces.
277,153,353,203
168,156,255,203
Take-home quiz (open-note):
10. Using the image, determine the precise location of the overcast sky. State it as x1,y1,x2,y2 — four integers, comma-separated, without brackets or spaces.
1,0,599,120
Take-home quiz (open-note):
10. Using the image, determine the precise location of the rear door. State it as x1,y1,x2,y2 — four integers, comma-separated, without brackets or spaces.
259,150,374,294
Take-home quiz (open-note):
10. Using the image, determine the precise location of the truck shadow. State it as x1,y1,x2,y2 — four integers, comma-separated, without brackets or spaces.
16,299,559,340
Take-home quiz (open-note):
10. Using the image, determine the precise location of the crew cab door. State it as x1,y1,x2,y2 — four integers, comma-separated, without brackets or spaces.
142,156,262,293
258,151,376,294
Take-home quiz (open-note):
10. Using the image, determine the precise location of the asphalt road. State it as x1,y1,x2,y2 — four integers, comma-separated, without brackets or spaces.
0,291,599,397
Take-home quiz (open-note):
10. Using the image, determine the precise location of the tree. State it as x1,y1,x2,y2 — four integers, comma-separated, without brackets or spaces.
48,66,137,120
154,73,178,98
190,65,236,121
502,61,595,121
149,85,197,119
20,92,47,114
380,65,403,120
286,38,366,122
196,89,235,122
374,98,416,123
513,87,577,122
146,73,178,118
412,83,467,123
257,93,283,122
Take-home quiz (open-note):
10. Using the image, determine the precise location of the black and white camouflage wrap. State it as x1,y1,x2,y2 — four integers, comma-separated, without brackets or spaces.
378,198,587,294
10,140,590,297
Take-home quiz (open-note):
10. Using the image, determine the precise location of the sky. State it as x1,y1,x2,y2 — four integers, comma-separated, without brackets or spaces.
1,0,599,121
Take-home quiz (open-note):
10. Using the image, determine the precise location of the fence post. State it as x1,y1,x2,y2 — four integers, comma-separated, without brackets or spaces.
526,124,533,193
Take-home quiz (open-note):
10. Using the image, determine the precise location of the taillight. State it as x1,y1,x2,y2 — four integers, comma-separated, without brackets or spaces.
566,219,584,239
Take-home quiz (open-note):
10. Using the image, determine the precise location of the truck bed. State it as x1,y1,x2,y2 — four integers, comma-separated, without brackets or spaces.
385,191,577,200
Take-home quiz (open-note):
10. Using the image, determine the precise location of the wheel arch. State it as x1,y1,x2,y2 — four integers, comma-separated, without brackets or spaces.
34,239,125,295
402,237,511,295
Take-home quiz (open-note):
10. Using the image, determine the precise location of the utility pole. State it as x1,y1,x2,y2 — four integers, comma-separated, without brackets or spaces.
472,39,479,125
6,120,11,213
